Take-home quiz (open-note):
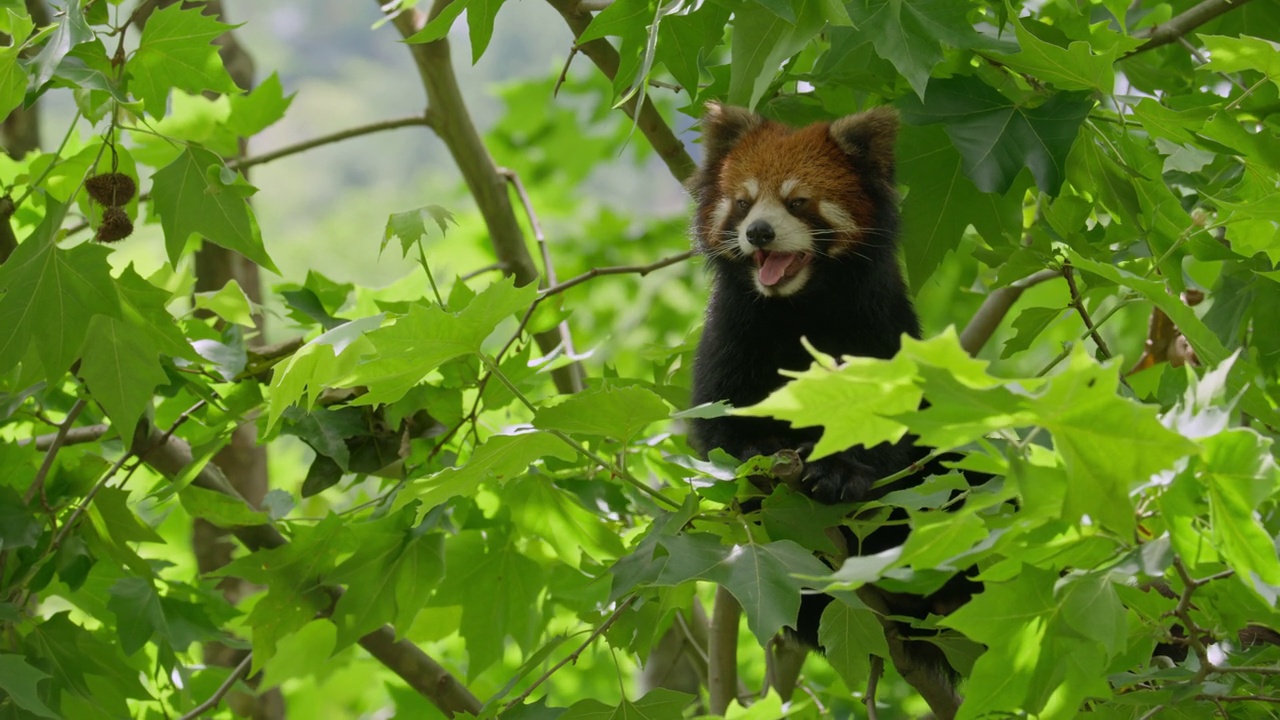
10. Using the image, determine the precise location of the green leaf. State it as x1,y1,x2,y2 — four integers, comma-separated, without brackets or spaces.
127,3,241,117
898,124,1025,290
465,0,508,63
505,478,626,566
899,76,1093,194
151,146,277,272
1058,575,1126,658
403,431,578,513
656,5,727,97
729,0,826,109
225,72,294,137
0,213,122,381
1202,429,1280,587
193,278,256,326
818,599,890,688
0,485,42,551
560,689,694,720
0,654,59,719
1002,306,1064,358
992,13,1121,92
29,0,91,88
847,0,999,99
89,487,165,546
265,314,382,430
178,485,269,526
1030,348,1198,536
345,276,537,404
578,0,652,44
106,577,167,655
533,385,670,442
654,534,833,645
0,44,27,122
1201,35,1280,92
382,205,457,258
429,531,543,679
736,352,920,461
78,315,170,436
393,532,446,635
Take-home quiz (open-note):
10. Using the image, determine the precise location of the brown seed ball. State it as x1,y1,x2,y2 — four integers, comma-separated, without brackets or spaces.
95,207,133,243
85,172,137,207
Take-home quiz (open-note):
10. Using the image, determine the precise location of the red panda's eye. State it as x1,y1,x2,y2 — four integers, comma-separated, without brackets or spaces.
787,198,808,210
736,199,750,209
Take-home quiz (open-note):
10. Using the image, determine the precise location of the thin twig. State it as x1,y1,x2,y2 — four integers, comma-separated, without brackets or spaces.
498,166,583,391
503,597,636,711
178,652,253,720
1063,263,1112,361
460,262,508,281
865,654,884,720
1124,0,1256,57
26,399,88,506
229,116,433,171
21,423,111,450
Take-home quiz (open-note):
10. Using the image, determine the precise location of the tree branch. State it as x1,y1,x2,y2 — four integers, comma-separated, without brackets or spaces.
856,586,960,720
708,585,742,715
504,597,637,710
959,269,1062,356
544,0,696,184
381,0,582,394
229,116,434,171
178,652,253,720
1125,0,1256,57
1063,263,1112,360
132,421,483,717
25,399,87,506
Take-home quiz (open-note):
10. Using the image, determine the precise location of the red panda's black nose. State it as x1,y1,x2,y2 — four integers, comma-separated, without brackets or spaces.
746,220,775,248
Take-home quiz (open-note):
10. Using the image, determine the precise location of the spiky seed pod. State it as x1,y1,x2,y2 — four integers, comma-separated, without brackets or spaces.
85,172,137,207
95,207,133,243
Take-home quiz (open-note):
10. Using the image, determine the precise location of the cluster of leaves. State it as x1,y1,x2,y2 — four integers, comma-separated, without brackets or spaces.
1,0,1279,719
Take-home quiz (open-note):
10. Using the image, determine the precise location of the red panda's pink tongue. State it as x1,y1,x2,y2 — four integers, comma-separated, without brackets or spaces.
757,251,797,287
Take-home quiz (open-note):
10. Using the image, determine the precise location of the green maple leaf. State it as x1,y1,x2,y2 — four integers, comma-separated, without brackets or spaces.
345,276,537,405
898,124,1026,290
532,384,671,442
899,75,1094,195
0,211,122,381
127,3,241,117
992,14,1125,92
403,431,577,513
1030,348,1198,536
78,314,170,437
0,654,58,719
819,599,890,689
150,145,276,271
560,689,694,720
0,44,27,122
654,534,832,645
428,531,544,679
736,352,921,461
847,0,1004,99
730,1,826,109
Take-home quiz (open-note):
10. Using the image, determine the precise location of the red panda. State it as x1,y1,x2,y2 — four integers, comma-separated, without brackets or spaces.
686,103,970,684
688,103,920,505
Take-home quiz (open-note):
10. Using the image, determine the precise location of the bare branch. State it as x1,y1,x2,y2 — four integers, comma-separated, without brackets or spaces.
230,116,434,171
178,652,253,720
26,399,88,506
1063,263,1113,360
959,269,1063,356
1125,0,1257,57
21,423,111,450
857,586,960,720
708,585,742,715
545,0,696,184
504,597,637,711
865,654,884,720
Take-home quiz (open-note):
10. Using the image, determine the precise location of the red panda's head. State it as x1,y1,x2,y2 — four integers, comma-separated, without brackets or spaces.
689,104,899,298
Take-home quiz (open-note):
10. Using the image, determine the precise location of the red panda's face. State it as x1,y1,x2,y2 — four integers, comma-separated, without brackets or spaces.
691,105,898,299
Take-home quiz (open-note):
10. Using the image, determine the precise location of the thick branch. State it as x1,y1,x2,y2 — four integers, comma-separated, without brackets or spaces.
708,585,741,715
133,422,483,717
1126,0,1256,57
959,269,1062,356
856,586,960,720
545,0,696,184
383,1,581,394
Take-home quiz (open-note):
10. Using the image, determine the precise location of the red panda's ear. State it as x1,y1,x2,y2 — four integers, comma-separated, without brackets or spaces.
698,102,765,170
829,107,899,181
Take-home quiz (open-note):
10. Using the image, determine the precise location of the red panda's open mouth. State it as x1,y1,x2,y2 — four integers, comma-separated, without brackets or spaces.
754,250,812,287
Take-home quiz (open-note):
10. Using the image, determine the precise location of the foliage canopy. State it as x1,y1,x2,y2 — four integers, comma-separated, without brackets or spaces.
2,0,1280,718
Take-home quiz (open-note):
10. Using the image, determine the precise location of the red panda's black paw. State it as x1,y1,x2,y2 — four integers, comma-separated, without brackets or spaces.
803,455,876,505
